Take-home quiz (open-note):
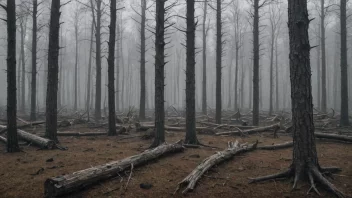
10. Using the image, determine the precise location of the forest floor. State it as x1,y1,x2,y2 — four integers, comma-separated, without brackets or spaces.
0,124,351,198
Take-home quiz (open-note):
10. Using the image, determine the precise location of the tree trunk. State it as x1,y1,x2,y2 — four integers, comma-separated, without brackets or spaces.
252,0,260,126
45,0,60,142
86,20,94,121
269,28,274,115
320,0,327,113
185,0,198,144
340,0,349,126
30,0,38,121
58,28,63,108
139,0,146,120
74,13,79,111
20,17,26,112
202,0,207,115
151,0,166,148
215,0,222,124
95,0,102,120
115,12,120,112
107,0,117,136
234,41,239,111
6,0,20,152
275,37,279,111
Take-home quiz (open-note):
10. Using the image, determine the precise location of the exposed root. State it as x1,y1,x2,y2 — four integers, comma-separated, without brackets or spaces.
292,167,301,190
307,171,320,195
311,166,345,198
321,166,342,174
248,169,292,183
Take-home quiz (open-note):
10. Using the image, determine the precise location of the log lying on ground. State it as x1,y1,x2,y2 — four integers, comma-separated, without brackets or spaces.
258,141,293,150
315,132,352,142
0,121,45,135
175,140,257,194
44,141,184,197
0,136,7,144
198,121,255,130
135,124,211,133
0,125,55,149
57,132,107,136
215,124,280,136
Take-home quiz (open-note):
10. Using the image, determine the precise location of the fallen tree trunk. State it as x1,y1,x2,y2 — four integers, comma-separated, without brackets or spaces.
57,132,107,136
215,124,280,136
174,140,258,194
0,121,45,135
258,141,293,150
136,124,210,133
315,132,352,142
0,124,55,149
0,136,7,144
44,141,184,197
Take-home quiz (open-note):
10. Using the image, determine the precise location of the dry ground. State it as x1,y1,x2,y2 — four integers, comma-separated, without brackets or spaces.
0,125,351,198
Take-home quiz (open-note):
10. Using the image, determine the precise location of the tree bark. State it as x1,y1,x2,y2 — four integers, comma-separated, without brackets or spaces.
139,0,146,120
20,17,26,112
107,0,117,136
6,0,20,152
94,0,102,120
30,0,38,121
74,12,79,111
215,0,222,124
115,12,120,112
202,0,207,115
185,0,198,144
252,0,260,126
45,0,60,142
320,0,327,113
340,0,349,126
86,20,94,121
150,0,166,148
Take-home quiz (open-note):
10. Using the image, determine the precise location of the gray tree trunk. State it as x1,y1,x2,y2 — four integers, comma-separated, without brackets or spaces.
215,0,222,124
340,0,349,126
30,0,38,121
139,0,146,120
202,0,208,115
320,0,327,113
94,0,102,120
252,0,260,125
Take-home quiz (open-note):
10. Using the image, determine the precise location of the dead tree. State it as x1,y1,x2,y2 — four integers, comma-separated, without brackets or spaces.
139,0,147,120
19,15,27,113
2,0,20,152
250,1,345,197
215,0,222,124
252,0,260,126
107,0,117,136
320,0,327,113
150,0,166,148
86,19,94,121
202,0,209,115
45,0,61,142
185,0,199,144
94,0,102,120
73,7,81,111
30,0,38,121
340,0,349,126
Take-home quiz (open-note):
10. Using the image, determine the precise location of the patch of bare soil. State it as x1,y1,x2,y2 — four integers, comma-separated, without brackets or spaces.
0,126,351,198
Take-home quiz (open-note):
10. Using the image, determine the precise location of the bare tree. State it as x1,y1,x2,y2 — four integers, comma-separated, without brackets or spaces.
19,15,27,113
107,0,117,135
250,1,346,197
45,0,61,142
94,0,102,120
185,0,199,144
340,0,349,126
30,0,38,121
139,0,147,120
73,7,81,111
215,0,222,124
201,0,209,115
86,19,94,121
1,0,20,152
150,0,166,148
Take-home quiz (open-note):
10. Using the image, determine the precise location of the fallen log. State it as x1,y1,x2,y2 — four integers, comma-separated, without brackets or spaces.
215,124,280,136
135,124,211,133
57,132,107,136
0,136,7,144
175,140,258,194
315,132,352,143
0,125,55,149
44,141,184,197
0,121,45,135
258,141,293,150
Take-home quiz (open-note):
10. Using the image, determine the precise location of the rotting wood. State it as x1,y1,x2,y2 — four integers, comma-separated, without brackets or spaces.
215,123,280,136
315,132,352,143
0,125,55,149
44,141,184,197
174,140,258,194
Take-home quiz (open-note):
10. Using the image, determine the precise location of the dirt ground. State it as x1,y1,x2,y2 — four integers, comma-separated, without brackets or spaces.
0,125,351,198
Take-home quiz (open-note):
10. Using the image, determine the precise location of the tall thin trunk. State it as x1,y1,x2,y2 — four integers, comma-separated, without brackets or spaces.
58,28,63,108
234,40,239,111
320,0,327,112
340,0,349,126
45,0,61,142
139,0,146,120
269,27,274,115
185,0,198,144
202,0,207,115
17,41,22,109
275,37,279,111
30,0,38,121
74,14,79,111
107,0,117,135
150,0,165,148
317,33,321,108
95,0,102,120
215,0,222,124
86,19,94,120
20,17,26,112
252,0,260,125
115,12,120,112
6,0,20,152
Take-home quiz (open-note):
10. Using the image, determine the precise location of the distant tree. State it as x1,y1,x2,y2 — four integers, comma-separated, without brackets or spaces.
185,0,199,144
19,15,27,113
250,1,346,197
73,6,82,111
340,0,349,126
107,0,117,136
139,0,147,120
94,0,102,120
86,19,94,121
1,0,20,152
150,0,165,148
201,0,209,115
30,0,38,121
215,0,222,124
45,0,61,142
